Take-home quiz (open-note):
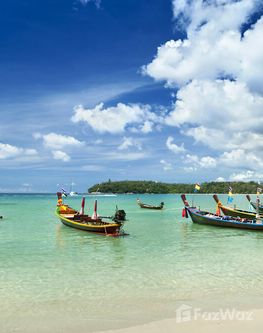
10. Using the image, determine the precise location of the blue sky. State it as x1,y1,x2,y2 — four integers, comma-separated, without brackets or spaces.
1,0,263,192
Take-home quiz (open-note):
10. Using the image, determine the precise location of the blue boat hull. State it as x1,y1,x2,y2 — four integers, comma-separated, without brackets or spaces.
187,207,263,231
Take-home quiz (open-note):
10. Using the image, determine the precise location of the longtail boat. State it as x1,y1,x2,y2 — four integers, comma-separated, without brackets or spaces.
213,194,263,219
181,194,263,230
55,192,127,236
246,195,263,214
136,199,164,210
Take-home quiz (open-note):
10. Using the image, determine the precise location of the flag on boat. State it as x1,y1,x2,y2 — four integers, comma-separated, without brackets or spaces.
257,187,262,196
61,187,68,197
227,186,233,204
194,183,201,192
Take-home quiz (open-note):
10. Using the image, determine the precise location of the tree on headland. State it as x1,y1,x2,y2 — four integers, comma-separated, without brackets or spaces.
88,181,260,194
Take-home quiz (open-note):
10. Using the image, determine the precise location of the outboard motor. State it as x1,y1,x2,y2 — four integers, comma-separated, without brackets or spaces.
113,209,126,223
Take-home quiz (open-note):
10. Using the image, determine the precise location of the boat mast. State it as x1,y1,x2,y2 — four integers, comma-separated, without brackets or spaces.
256,187,261,223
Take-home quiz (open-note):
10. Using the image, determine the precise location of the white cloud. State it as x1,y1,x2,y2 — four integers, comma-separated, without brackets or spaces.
52,150,71,162
143,0,263,176
160,159,172,171
229,170,263,182
118,137,142,151
103,151,148,161
182,149,263,172
0,143,37,160
94,139,103,145
183,166,197,173
33,132,42,140
166,80,263,134
165,79,263,164
199,156,217,168
166,136,185,153
78,0,101,8
172,0,256,35
34,132,84,150
80,165,105,171
220,149,263,169
144,1,261,89
140,121,154,134
22,183,32,187
184,154,217,168
71,103,163,134
215,177,225,182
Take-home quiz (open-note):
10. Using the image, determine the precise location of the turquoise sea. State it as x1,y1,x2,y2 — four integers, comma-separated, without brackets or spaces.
1,193,263,333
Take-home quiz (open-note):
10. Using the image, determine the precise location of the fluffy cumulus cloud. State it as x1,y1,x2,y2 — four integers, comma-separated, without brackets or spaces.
52,150,71,162
184,154,217,169
34,133,84,150
229,170,263,182
72,103,163,134
215,177,226,182
166,136,185,153
0,143,37,160
143,0,263,177
168,80,263,151
220,149,263,169
144,0,261,88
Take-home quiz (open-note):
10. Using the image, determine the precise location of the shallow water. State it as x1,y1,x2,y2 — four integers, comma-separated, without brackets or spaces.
1,193,263,332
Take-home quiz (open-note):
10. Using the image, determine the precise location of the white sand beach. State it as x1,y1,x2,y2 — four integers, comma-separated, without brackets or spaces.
97,309,263,333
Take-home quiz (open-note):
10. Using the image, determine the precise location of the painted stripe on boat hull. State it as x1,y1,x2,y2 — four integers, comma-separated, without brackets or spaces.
187,208,263,230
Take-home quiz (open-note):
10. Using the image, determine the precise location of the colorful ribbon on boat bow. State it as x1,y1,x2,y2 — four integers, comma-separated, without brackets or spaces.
182,208,188,218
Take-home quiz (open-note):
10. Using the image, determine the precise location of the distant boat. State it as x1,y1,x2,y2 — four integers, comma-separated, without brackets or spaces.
88,193,117,197
55,193,127,236
136,198,164,210
88,188,116,197
69,182,78,197
181,194,263,230
0,215,2,219
60,182,78,197
213,194,263,219
69,191,78,196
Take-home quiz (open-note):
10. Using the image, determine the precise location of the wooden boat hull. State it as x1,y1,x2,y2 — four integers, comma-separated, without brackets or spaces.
137,199,164,210
181,194,263,231
187,208,263,230
56,208,123,236
60,217,121,234
213,194,262,219
218,205,262,219
138,204,163,210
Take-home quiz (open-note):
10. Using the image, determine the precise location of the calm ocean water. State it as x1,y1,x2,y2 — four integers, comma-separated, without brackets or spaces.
1,193,263,332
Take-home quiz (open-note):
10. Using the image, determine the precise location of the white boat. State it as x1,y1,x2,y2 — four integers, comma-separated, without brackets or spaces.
88,191,116,197
69,191,78,197
59,182,78,197
69,182,78,196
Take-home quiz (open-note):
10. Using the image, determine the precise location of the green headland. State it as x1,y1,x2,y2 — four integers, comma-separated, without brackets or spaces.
88,180,260,194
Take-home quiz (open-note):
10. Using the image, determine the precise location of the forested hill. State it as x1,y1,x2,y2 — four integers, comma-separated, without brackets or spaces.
88,181,260,194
